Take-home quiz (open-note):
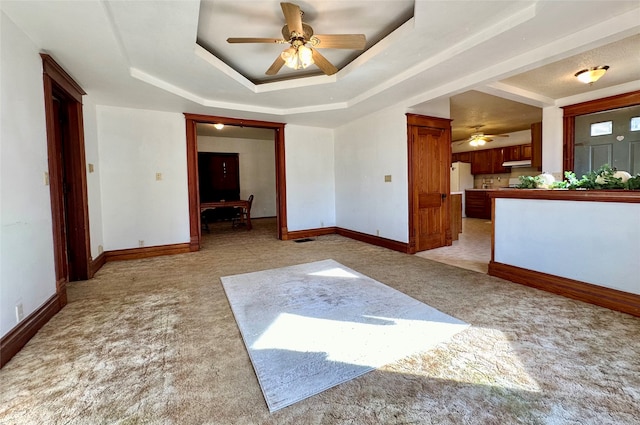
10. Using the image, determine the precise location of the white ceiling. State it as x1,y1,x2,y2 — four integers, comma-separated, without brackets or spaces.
2,0,640,143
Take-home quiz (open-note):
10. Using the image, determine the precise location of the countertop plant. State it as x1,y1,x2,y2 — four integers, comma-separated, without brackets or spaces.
517,164,640,190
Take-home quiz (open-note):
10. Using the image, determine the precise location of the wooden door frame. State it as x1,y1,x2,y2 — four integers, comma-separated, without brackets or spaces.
406,113,453,254
41,53,91,306
184,114,287,250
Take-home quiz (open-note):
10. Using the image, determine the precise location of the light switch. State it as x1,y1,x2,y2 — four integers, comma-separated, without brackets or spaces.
384,175,392,182
88,163,94,173
44,172,49,186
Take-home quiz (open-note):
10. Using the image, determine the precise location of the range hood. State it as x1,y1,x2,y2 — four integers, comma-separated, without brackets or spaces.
502,160,532,168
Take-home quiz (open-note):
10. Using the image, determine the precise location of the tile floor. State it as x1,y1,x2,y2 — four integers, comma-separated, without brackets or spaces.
414,218,492,274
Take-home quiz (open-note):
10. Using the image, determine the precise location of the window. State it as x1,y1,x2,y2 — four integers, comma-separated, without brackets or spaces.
631,116,640,131
590,121,612,136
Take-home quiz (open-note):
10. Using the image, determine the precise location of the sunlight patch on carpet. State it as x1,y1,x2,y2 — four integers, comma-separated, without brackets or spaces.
220,259,469,412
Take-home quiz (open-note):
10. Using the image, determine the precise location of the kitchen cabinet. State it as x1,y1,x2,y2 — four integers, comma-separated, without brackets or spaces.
470,149,493,174
461,143,534,174
465,189,492,219
503,145,521,161
492,148,508,174
531,122,542,169
451,152,471,163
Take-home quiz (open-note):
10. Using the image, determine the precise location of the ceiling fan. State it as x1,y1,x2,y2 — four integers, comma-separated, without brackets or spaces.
226,2,366,76
460,126,509,146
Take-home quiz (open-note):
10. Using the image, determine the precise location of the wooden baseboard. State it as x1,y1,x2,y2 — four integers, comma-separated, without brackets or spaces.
90,251,106,277
337,228,410,253
0,294,61,368
489,261,640,317
105,243,191,262
286,227,337,240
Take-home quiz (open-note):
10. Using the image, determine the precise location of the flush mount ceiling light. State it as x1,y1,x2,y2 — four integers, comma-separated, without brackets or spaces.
575,66,609,84
213,123,224,130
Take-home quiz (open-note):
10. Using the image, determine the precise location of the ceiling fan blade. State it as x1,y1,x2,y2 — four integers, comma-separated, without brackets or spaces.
227,38,285,44
281,2,303,35
311,49,338,75
312,34,366,49
265,56,286,75
485,134,509,138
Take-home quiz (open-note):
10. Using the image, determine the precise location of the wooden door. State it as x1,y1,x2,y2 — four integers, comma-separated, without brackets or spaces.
408,114,452,252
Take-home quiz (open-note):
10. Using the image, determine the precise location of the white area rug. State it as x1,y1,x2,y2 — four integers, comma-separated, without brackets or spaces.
220,259,469,412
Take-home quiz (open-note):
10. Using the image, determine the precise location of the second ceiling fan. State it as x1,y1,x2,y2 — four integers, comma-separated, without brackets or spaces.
227,2,366,76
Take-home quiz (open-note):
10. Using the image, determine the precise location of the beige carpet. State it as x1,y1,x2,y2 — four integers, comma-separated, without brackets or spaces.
1,218,639,424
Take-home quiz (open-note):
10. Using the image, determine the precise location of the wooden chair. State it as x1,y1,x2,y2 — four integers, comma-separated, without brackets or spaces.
233,194,254,228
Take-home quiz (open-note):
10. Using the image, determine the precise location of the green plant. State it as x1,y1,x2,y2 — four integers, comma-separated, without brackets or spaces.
515,165,640,190
516,175,542,189
625,174,640,190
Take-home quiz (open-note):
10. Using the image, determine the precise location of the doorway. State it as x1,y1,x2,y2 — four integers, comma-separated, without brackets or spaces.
41,54,92,305
407,114,453,253
184,114,287,250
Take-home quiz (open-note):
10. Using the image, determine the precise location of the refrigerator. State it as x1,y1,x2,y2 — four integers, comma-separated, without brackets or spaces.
450,161,474,217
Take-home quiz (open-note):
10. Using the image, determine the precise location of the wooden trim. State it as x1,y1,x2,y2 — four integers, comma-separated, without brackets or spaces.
285,227,337,240
406,113,453,127
40,53,86,102
562,90,640,117
90,252,106,276
562,90,640,173
104,243,191,262
488,261,640,317
0,294,62,368
336,228,410,253
183,114,287,249
489,189,640,203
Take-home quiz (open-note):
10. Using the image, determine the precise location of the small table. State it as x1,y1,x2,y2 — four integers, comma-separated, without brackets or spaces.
200,200,252,230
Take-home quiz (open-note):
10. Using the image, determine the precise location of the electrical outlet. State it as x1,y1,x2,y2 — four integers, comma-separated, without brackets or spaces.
98,244,104,254
139,240,144,247
156,172,162,181
88,163,94,173
16,303,24,322
376,229,380,236
44,172,49,186
321,221,324,227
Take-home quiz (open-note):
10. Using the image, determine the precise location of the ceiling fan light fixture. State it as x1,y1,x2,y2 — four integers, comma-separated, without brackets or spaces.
281,44,314,70
575,66,609,84
213,123,224,130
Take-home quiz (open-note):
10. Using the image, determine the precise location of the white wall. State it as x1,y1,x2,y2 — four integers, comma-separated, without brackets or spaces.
97,106,190,250
82,98,104,259
198,136,276,218
542,106,564,178
334,105,411,242
285,125,336,231
0,12,57,337
494,198,640,295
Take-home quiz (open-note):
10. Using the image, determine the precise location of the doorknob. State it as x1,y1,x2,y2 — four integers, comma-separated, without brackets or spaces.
441,193,447,200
